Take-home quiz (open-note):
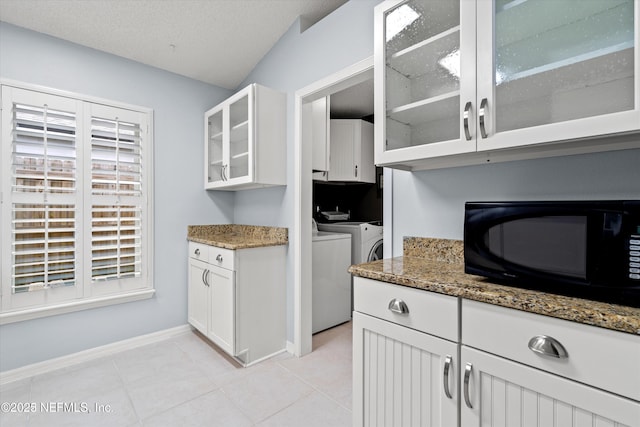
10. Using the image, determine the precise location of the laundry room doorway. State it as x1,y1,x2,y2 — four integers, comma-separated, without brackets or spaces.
293,57,393,357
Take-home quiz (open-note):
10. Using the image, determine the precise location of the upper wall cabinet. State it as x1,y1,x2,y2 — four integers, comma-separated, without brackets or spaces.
205,83,286,190
328,119,375,183
374,0,640,170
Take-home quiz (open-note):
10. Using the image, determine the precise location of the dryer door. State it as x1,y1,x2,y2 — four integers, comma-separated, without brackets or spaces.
367,239,383,262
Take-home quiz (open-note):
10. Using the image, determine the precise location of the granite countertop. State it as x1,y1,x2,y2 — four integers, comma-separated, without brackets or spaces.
187,224,288,249
349,237,640,335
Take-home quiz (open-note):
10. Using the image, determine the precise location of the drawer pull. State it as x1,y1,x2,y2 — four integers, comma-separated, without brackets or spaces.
388,298,409,315
528,335,568,359
443,355,453,399
464,363,473,409
194,248,200,256
216,254,223,262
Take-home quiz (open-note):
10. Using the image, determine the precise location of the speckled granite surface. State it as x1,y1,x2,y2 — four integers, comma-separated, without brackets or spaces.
187,225,288,249
350,237,640,335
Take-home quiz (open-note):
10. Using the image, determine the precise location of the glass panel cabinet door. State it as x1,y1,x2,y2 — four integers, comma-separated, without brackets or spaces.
228,92,250,181
375,0,475,163
207,109,224,184
477,0,638,149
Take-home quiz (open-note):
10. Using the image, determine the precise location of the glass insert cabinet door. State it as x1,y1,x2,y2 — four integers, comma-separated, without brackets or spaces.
476,0,639,150
207,109,224,185
228,92,250,181
375,0,477,162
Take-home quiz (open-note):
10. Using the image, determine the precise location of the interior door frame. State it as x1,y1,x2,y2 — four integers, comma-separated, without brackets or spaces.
292,57,377,356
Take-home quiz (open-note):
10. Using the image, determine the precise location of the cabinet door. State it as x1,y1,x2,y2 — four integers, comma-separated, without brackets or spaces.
205,107,225,186
227,87,252,184
476,0,640,151
374,0,477,166
311,96,330,172
187,258,209,335
460,346,640,427
207,266,235,356
328,119,358,181
353,312,458,427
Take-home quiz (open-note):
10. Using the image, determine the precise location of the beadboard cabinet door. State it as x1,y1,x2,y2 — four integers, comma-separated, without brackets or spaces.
460,346,640,427
353,312,458,427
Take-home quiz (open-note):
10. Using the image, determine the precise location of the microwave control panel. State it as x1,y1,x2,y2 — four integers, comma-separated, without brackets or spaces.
630,232,640,280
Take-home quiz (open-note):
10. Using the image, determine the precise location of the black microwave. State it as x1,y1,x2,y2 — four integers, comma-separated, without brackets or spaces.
464,200,640,307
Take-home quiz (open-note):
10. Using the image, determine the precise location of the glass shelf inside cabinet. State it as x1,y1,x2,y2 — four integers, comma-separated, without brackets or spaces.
494,0,635,133
384,0,461,150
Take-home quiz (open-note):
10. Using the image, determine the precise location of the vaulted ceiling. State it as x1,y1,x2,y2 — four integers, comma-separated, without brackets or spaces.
0,0,348,89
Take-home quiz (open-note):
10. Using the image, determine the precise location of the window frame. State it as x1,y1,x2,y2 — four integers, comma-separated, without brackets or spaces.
0,80,155,324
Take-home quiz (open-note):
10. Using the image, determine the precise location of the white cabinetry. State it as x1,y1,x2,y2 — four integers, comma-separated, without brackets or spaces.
352,277,459,426
328,119,375,183
187,242,286,366
460,299,640,427
374,0,640,170
353,278,640,427
205,83,286,190
311,96,330,173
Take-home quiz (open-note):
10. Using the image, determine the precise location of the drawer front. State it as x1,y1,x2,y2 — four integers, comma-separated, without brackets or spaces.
353,277,458,341
208,246,235,271
462,299,640,401
188,242,209,261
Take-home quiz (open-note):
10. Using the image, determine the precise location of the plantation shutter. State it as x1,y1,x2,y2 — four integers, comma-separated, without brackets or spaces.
2,87,82,308
2,85,152,315
89,105,145,288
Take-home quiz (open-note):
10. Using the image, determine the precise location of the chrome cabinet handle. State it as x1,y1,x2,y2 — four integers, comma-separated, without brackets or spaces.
201,269,209,287
216,254,223,263
464,363,473,409
443,355,453,399
388,298,409,315
528,335,568,359
194,248,200,256
463,101,472,141
222,164,228,181
355,165,358,177
479,98,488,139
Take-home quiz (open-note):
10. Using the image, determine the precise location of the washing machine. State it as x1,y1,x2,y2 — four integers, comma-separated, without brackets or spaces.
312,224,352,334
316,221,383,264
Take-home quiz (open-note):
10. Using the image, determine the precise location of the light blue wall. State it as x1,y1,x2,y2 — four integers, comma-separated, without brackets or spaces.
0,22,234,371
390,149,640,254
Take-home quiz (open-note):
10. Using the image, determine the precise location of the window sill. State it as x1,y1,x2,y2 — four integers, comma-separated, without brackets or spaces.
0,289,155,325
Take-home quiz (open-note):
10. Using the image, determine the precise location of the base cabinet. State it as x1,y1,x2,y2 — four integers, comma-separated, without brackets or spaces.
353,278,640,427
353,312,458,427
352,277,460,427
460,346,639,427
188,242,285,366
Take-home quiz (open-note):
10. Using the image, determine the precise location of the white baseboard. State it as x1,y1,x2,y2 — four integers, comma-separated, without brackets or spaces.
0,324,192,386
286,340,296,356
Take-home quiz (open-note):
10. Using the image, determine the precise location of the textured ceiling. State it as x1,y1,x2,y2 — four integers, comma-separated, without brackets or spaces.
0,0,348,89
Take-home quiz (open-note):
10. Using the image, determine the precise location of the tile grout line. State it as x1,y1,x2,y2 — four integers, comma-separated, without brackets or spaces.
274,354,353,413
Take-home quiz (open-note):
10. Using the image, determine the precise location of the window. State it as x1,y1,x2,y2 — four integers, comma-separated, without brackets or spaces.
1,84,153,323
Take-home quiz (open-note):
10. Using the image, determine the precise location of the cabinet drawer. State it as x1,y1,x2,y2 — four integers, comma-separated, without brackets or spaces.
462,299,640,401
208,246,235,271
188,242,209,261
353,277,458,341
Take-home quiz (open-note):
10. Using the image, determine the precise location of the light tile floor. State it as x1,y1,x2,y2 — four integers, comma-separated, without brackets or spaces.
0,321,353,427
